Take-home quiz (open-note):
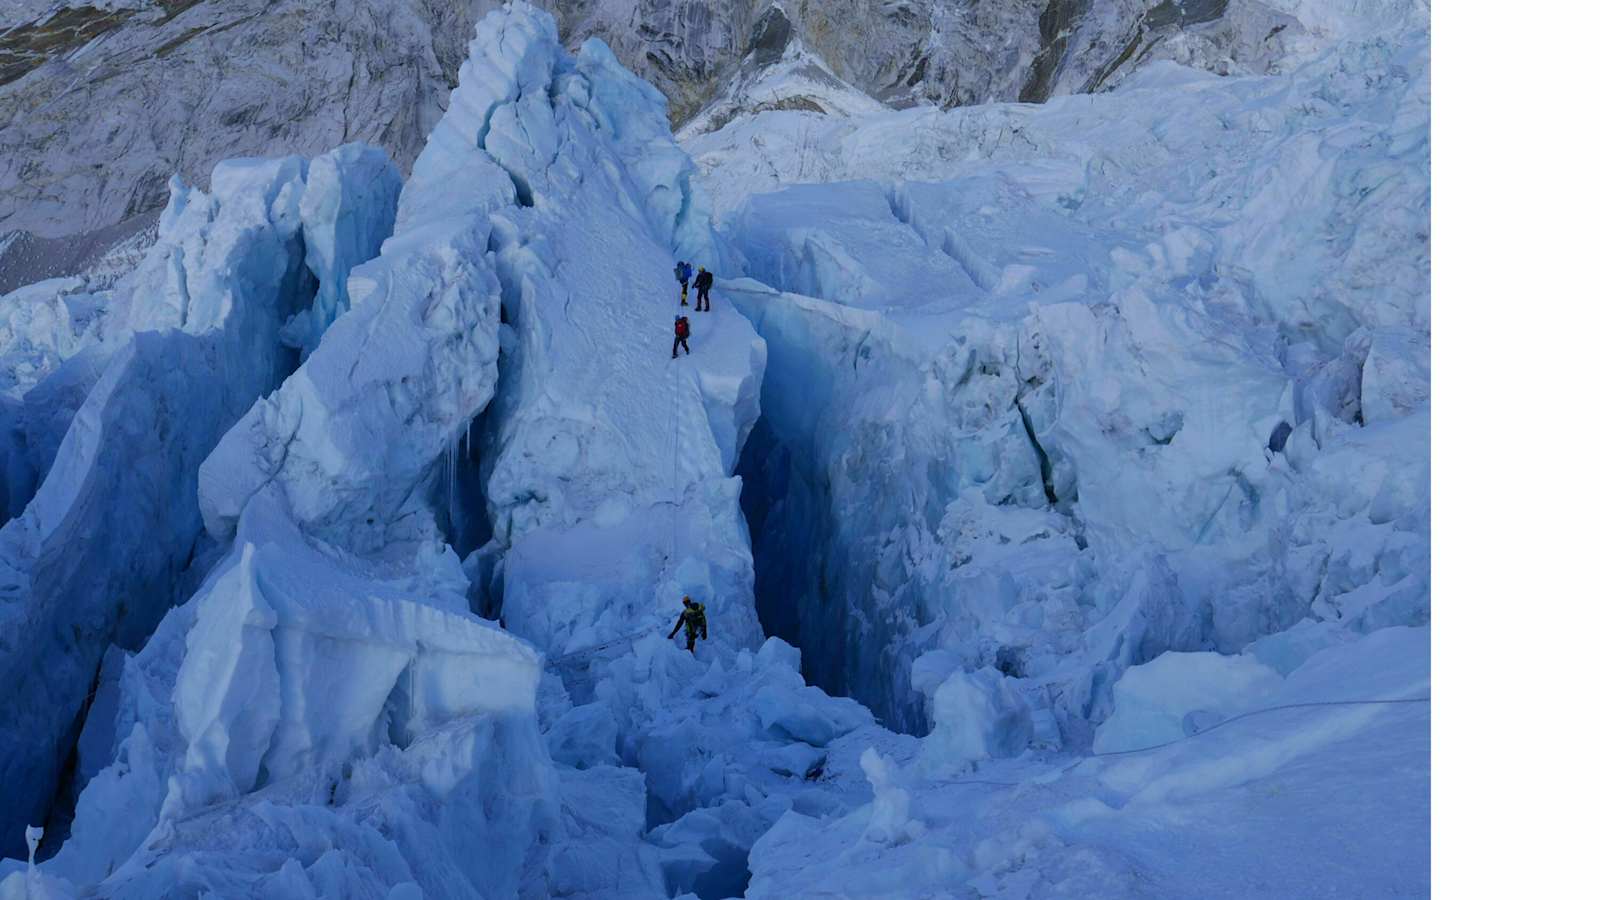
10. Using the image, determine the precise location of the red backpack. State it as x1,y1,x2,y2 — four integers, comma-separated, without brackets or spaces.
675,317,689,337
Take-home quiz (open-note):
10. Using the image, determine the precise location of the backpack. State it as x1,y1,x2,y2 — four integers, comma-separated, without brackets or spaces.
675,317,689,337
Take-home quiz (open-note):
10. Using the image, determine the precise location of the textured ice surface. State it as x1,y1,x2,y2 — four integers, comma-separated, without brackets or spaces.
715,0,1430,736
0,6,877,897
0,147,395,855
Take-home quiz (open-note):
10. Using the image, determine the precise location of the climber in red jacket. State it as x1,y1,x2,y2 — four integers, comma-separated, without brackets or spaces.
672,315,691,358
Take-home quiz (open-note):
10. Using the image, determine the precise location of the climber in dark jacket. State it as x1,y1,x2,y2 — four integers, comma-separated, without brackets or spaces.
675,261,692,304
673,315,691,358
669,596,708,653
693,267,714,312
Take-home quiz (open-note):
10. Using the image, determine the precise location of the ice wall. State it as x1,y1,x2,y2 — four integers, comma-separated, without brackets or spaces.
731,284,957,732
718,5,1429,736
282,145,404,356
730,272,1427,735
0,147,402,855
25,496,558,897
0,284,113,524
198,213,501,565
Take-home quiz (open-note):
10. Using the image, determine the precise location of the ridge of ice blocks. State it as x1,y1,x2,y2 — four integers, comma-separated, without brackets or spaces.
0,145,400,856
388,1,767,657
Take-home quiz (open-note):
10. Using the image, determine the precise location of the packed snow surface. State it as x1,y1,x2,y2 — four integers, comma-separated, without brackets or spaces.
745,626,1429,898
0,1,1428,897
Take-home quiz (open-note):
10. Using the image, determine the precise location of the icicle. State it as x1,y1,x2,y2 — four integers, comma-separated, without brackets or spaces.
445,435,457,534
25,825,42,893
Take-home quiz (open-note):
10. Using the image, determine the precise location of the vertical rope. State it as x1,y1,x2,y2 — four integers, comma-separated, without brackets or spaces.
672,359,681,563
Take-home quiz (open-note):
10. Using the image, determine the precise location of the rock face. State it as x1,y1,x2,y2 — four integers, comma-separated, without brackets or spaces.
0,0,490,244
1,0,1377,259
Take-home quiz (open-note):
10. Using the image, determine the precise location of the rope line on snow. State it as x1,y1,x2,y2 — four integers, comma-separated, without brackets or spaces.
553,292,694,675
1089,696,1430,759
672,358,681,562
948,696,1431,788
547,626,656,667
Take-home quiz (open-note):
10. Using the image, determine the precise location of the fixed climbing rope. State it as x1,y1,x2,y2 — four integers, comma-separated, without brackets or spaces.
547,626,656,668
1093,695,1430,758
672,358,681,562
950,695,1432,788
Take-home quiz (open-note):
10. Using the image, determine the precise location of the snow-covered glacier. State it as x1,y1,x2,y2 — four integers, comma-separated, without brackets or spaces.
0,1,1428,897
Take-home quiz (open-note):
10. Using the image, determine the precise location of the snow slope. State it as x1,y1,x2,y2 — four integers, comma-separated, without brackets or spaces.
746,625,1429,898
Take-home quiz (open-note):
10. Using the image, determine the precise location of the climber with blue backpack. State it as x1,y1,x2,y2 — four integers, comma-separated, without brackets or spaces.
675,260,693,305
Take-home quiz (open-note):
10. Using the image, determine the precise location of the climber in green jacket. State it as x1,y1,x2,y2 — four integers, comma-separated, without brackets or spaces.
669,596,708,654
